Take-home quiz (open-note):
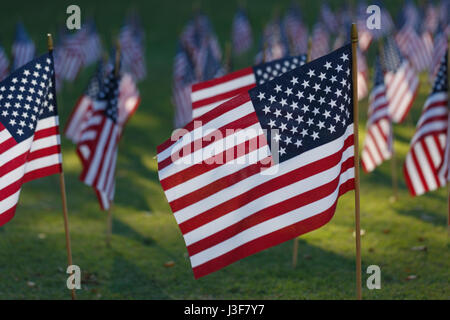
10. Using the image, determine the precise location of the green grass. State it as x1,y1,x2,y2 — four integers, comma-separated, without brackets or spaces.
0,0,448,300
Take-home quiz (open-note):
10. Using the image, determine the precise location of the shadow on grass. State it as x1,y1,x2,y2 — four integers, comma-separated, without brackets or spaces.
111,217,156,246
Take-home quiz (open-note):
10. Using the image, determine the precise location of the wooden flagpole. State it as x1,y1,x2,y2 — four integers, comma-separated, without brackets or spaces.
351,23,362,300
378,38,398,202
47,34,76,300
292,36,313,268
106,40,121,247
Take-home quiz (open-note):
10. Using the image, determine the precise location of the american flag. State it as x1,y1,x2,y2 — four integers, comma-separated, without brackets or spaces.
404,52,448,197
283,4,308,56
65,63,104,144
157,44,355,278
381,37,419,124
320,3,339,34
422,3,439,35
195,36,224,82
78,68,120,210
0,43,9,81
231,8,253,55
396,25,432,72
191,55,306,119
361,59,392,173
0,53,62,226
310,22,329,60
429,27,448,84
119,22,147,82
173,42,196,128
12,23,35,71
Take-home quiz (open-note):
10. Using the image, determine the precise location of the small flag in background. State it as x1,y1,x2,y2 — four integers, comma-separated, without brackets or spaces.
78,68,120,211
404,52,448,197
0,43,9,81
320,3,339,34
283,4,308,56
157,44,355,278
357,49,368,101
173,42,196,128
381,37,419,124
191,55,306,119
310,22,329,60
396,25,432,72
12,23,35,70
65,62,105,144
361,58,392,173
119,20,147,82
231,8,252,56
0,53,62,226
255,18,290,63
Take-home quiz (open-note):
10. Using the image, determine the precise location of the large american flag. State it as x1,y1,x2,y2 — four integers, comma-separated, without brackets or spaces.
231,8,253,55
157,45,355,278
78,68,120,210
381,37,419,124
12,23,35,71
191,55,306,119
0,53,62,226
0,43,9,81
404,52,448,197
361,59,392,173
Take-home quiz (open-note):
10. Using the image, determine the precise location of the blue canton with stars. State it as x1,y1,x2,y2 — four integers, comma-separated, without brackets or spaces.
253,55,307,85
98,68,120,122
249,44,353,163
0,53,57,143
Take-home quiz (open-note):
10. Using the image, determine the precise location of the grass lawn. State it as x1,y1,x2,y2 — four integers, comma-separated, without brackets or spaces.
0,0,448,300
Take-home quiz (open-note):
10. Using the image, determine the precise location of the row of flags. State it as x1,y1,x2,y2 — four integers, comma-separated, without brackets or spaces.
0,15,147,92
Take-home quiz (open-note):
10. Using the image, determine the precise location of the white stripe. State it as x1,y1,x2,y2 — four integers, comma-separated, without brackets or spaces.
29,135,60,153
84,120,112,186
193,99,229,119
415,142,437,191
25,154,61,173
0,137,33,167
405,151,425,195
0,189,21,214
36,115,59,131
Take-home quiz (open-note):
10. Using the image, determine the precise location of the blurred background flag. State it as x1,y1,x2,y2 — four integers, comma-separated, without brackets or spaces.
381,37,419,123
0,53,61,225
191,55,306,119
310,22,329,60
0,43,9,81
320,2,338,34
157,45,355,278
65,62,105,144
404,52,448,197
78,68,120,211
12,22,35,70
429,25,448,84
361,58,392,173
283,3,308,56
231,7,253,56
119,15,147,82
255,17,290,63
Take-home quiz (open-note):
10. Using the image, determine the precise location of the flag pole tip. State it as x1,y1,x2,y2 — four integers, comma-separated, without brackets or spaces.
47,33,53,51
351,24,358,43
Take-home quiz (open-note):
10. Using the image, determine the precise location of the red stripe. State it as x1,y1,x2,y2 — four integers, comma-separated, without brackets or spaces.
0,205,17,226
23,164,61,183
64,95,89,135
192,83,256,109
158,112,260,170
410,141,430,194
33,126,60,141
192,179,354,279
420,138,441,188
0,136,16,154
192,67,253,91
187,157,354,257
178,135,354,235
27,145,61,162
